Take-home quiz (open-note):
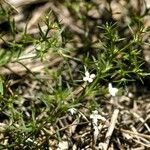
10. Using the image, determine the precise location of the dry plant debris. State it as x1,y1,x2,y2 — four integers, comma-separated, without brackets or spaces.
0,0,150,149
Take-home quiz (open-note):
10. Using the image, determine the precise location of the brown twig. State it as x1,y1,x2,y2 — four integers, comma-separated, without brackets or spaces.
119,128,150,140
130,111,150,133
49,3,85,35
66,82,87,100
103,109,119,150
2,0,19,13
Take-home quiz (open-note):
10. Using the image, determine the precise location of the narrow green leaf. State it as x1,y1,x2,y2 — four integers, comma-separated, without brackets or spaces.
0,78,3,95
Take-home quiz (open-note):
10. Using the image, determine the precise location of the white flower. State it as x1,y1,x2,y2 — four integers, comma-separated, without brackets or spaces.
68,108,77,115
108,83,118,96
57,141,69,150
90,110,106,144
83,71,95,83
90,110,106,125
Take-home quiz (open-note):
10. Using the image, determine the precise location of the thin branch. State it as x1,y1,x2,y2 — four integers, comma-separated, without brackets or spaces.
103,109,119,150
120,128,150,140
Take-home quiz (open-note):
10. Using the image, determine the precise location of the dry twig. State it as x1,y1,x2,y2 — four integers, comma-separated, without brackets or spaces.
101,109,119,150
120,128,150,140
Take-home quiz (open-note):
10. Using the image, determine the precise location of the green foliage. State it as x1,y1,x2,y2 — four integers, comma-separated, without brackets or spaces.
0,0,149,148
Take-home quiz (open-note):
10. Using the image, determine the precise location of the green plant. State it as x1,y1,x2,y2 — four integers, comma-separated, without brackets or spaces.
0,0,149,149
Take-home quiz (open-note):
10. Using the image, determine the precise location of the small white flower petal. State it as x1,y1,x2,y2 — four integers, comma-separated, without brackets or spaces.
88,78,93,83
85,71,90,77
108,83,118,96
83,76,89,81
90,74,96,79
110,88,118,96
83,71,95,83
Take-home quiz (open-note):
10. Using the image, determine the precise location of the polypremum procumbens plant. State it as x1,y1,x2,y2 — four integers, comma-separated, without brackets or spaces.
83,22,148,88
0,1,150,149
